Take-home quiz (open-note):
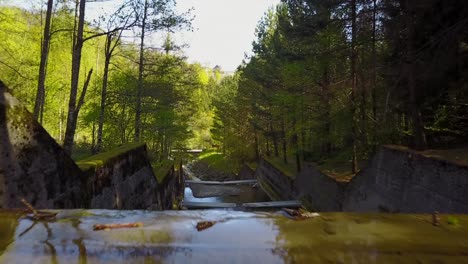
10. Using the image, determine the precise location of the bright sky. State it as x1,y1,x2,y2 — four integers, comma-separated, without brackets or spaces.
6,0,280,72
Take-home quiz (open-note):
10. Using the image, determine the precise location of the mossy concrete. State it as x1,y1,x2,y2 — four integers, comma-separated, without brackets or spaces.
255,159,296,201
0,82,181,210
0,81,84,209
257,145,468,213
76,143,160,210
343,145,468,213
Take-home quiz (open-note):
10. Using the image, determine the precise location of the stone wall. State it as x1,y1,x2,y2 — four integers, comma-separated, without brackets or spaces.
0,82,84,209
343,145,468,213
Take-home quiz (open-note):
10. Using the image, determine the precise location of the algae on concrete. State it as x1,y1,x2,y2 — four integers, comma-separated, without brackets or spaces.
76,142,146,171
152,159,174,184
0,211,19,255
264,157,297,178
1,209,467,263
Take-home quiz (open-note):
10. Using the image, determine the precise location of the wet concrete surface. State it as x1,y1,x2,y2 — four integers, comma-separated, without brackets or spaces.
1,209,468,263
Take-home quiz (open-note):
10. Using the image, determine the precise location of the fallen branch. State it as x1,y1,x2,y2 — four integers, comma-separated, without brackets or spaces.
20,198,57,221
282,208,320,220
93,222,143,231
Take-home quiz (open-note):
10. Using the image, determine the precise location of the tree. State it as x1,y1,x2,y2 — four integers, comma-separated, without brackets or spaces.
95,1,138,153
133,0,192,142
63,0,91,154
34,0,53,122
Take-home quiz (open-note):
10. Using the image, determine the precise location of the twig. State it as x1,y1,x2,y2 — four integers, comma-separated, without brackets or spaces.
93,222,143,231
282,208,320,220
20,198,38,216
20,198,57,221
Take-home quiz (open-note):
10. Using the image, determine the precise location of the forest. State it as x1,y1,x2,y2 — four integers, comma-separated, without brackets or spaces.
0,0,467,175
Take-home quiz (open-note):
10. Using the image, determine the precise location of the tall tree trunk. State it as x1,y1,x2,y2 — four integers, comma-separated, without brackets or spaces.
95,33,113,153
135,0,148,142
270,121,278,157
350,0,358,174
300,93,306,159
34,0,53,121
63,0,86,154
91,121,96,152
292,115,300,172
266,133,270,157
281,118,287,164
321,69,332,156
254,129,260,160
371,0,377,122
405,0,427,150
371,0,378,150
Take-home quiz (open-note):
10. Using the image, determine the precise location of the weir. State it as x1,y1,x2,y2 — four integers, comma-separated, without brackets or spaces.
1,85,468,263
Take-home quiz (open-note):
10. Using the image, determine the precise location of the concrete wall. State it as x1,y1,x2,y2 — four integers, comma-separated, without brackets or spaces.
255,159,296,201
0,82,83,209
295,164,346,211
238,165,255,180
156,162,184,210
0,81,182,210
343,145,468,213
77,144,160,210
256,145,468,213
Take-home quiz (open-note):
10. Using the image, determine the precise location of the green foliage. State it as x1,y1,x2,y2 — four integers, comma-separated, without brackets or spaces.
1,0,465,172
0,3,210,162
210,0,467,174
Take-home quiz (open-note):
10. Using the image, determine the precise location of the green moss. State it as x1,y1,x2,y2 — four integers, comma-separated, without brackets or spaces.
102,229,173,244
76,143,146,171
274,212,468,262
152,159,174,184
0,211,20,255
448,216,460,226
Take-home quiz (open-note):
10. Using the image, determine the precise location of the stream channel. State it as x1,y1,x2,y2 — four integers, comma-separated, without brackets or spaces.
182,165,271,205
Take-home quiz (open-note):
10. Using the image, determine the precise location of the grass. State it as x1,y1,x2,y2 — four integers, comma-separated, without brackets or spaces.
197,150,239,174
76,142,146,171
71,142,94,161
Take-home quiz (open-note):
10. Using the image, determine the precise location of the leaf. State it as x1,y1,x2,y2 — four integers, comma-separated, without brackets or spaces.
196,221,216,231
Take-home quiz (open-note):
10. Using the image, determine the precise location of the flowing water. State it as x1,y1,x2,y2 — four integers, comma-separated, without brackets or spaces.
182,164,271,205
